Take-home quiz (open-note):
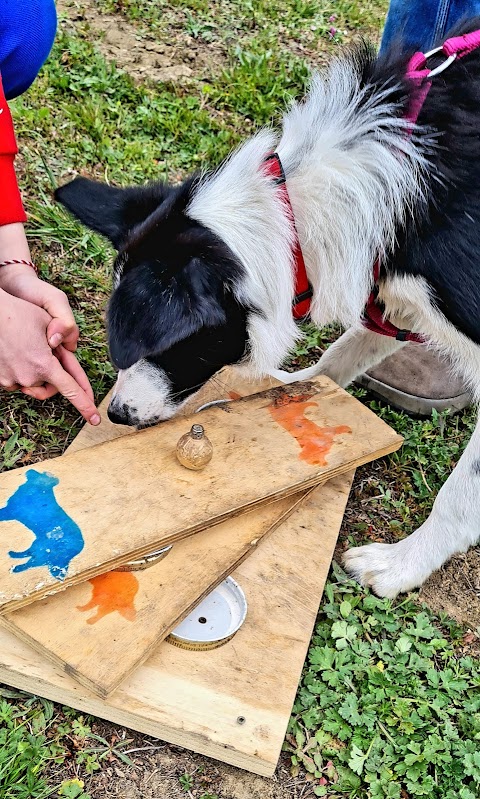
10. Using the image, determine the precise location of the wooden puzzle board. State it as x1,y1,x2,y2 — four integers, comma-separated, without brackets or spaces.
0,471,353,776
1,493,307,697
0,375,306,696
0,376,402,613
0,369,398,773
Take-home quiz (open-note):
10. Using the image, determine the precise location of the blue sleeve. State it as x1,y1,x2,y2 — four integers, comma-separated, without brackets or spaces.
0,0,57,100
380,0,480,54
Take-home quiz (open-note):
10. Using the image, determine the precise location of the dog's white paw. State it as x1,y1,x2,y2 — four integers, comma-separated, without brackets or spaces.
343,538,431,598
268,364,325,385
268,368,299,384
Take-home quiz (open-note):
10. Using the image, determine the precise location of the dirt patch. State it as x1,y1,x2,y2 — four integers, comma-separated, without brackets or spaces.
420,548,480,632
58,0,225,84
56,0,352,89
76,732,311,799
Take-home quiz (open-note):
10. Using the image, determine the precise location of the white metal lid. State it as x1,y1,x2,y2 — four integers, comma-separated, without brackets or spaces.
169,577,247,647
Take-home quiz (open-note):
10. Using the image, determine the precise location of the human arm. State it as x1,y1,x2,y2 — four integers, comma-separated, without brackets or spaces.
0,287,99,424
0,75,100,423
0,223,80,351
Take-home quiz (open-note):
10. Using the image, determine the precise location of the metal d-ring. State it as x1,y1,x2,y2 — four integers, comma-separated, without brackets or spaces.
424,46,457,78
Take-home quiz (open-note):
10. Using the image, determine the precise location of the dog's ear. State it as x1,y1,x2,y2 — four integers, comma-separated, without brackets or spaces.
54,178,172,248
107,254,229,370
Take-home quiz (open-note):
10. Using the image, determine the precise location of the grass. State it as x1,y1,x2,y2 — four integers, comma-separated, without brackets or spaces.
95,0,387,50
0,689,134,798
1,0,479,796
286,564,480,799
178,772,218,796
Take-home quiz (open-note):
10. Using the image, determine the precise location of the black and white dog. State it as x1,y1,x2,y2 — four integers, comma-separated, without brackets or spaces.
56,18,480,598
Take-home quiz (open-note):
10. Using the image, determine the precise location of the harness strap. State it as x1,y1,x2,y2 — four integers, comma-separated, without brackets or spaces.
444,30,480,56
263,153,313,320
364,259,423,342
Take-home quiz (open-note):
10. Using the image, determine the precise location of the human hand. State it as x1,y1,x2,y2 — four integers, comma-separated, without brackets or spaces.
0,263,79,352
0,288,100,425
0,222,79,351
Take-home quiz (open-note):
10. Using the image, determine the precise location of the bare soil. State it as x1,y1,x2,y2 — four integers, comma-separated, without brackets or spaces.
58,0,226,84
421,549,480,631
62,728,312,799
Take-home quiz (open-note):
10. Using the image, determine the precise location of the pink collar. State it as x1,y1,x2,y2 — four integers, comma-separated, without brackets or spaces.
363,28,480,343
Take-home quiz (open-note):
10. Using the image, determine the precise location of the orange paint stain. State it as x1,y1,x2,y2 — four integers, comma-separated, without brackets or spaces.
269,394,351,465
77,571,139,625
228,391,243,400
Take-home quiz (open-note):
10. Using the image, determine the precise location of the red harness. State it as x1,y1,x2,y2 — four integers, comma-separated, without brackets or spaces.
266,28,480,335
263,152,313,320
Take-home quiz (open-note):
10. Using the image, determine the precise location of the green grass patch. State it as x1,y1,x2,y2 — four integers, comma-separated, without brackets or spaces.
0,690,135,798
359,404,476,535
209,43,310,123
287,564,480,798
96,0,387,48
0,694,61,799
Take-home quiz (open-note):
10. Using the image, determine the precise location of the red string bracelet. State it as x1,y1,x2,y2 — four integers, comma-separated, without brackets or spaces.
0,259,38,276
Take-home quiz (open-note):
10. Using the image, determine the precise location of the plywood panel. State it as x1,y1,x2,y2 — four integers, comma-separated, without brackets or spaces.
0,373,302,697
0,377,402,613
0,472,353,776
66,368,281,454
1,493,307,697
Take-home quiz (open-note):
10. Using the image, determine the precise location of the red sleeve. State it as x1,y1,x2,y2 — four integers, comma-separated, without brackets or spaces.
0,75,27,226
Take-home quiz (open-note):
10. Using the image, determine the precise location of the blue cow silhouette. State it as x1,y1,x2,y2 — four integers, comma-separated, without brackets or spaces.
0,469,84,581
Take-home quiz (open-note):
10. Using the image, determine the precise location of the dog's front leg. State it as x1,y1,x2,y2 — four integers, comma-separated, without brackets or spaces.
270,326,406,387
345,410,480,597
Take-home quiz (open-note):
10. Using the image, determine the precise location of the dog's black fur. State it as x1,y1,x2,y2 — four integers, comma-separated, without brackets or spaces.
56,177,252,402
376,17,480,345
56,16,480,401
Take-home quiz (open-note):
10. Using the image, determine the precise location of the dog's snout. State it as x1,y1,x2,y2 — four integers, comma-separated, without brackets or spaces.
108,361,179,428
107,405,131,426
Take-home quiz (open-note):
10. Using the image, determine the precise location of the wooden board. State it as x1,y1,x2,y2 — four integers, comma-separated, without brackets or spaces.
0,472,353,776
0,374,301,697
0,494,307,697
64,368,282,454
0,376,402,613
0,373,320,697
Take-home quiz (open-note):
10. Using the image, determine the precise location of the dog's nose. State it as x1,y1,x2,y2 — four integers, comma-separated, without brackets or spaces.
107,406,130,426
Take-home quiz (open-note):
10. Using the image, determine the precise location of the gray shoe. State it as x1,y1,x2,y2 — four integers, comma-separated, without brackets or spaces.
355,342,472,416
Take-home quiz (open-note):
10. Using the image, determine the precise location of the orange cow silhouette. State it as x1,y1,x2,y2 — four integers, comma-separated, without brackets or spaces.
269,394,351,465
77,571,139,625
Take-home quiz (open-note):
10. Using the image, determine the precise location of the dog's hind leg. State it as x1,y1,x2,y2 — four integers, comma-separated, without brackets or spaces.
345,409,480,597
8,547,32,559
270,326,406,387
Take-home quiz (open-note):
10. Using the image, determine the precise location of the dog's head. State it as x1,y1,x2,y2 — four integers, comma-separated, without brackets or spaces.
56,177,250,427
